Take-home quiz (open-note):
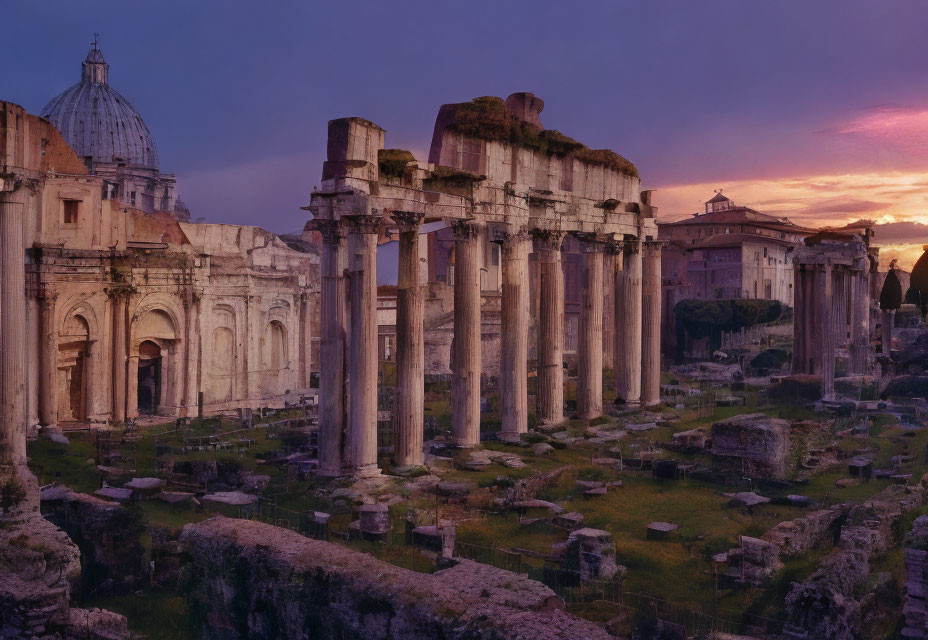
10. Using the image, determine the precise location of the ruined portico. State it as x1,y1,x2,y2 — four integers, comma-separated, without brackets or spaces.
791,233,873,399
308,94,662,474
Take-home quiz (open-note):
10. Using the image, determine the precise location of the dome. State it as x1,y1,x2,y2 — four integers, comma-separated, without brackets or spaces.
40,43,159,171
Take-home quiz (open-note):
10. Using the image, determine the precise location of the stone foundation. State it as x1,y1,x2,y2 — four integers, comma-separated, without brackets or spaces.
180,516,613,640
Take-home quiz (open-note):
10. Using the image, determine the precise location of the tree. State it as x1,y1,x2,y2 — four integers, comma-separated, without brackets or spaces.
880,265,903,311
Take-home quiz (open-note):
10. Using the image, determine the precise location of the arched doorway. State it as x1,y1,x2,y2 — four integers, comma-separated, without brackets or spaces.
58,315,90,422
262,320,288,396
137,340,162,415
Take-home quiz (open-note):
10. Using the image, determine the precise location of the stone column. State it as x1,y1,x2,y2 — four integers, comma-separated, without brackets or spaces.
451,221,482,447
394,212,425,468
821,265,836,400
882,310,894,355
0,193,27,465
790,264,805,374
615,241,642,405
602,252,616,371
38,292,59,427
183,291,201,417
316,220,348,476
849,263,870,374
299,292,313,389
533,231,564,425
641,240,663,408
577,237,604,420
345,214,380,476
111,292,128,423
499,230,530,438
832,269,847,349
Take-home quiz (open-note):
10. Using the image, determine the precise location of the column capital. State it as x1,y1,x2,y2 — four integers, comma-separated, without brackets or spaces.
391,211,425,232
622,236,641,255
450,219,481,240
605,241,625,255
531,228,565,252
311,218,347,246
494,227,530,247
343,214,383,235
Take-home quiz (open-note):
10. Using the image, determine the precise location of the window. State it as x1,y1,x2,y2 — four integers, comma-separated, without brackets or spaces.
491,245,500,267
62,200,79,225
763,247,768,258
130,191,137,206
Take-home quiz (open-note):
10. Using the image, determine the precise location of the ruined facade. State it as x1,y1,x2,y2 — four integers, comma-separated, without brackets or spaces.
791,231,877,398
308,93,662,475
1,97,318,426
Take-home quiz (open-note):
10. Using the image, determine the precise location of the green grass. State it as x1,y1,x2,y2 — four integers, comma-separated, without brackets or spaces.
85,590,193,640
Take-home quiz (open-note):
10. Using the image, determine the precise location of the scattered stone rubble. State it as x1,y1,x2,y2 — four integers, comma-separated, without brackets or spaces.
180,516,614,640
711,413,790,480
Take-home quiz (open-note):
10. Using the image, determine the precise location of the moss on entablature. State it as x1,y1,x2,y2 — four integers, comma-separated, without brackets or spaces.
445,96,639,178
378,149,416,182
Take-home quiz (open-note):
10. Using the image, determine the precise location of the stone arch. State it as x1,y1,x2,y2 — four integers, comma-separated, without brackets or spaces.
207,304,237,404
263,320,288,371
129,303,181,418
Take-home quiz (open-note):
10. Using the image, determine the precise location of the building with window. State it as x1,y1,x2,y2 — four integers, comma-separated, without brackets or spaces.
0,45,320,427
658,192,817,353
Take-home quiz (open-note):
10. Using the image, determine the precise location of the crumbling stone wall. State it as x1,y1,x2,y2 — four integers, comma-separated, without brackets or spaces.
180,516,613,640
45,491,145,595
710,413,789,480
903,515,928,639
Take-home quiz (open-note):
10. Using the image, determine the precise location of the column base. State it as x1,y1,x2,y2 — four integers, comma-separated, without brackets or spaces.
496,431,522,444
343,464,381,478
314,467,344,478
452,439,481,450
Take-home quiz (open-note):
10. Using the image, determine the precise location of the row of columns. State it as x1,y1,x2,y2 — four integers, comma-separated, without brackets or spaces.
792,260,871,399
315,216,663,476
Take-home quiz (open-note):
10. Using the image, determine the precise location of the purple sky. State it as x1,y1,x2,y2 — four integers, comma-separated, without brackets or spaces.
5,0,928,270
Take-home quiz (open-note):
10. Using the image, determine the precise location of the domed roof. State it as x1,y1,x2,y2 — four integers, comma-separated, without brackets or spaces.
40,43,159,171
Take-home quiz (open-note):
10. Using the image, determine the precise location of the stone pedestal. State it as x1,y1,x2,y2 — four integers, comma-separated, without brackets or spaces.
316,220,348,476
640,241,662,408
500,232,530,437
394,213,424,467
533,231,564,425
345,215,381,476
451,221,481,447
615,241,642,405
577,239,603,419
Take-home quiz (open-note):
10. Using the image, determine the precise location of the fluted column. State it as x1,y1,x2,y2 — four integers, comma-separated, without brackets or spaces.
533,231,565,425
641,240,662,408
882,310,894,355
602,252,616,371
577,236,604,419
316,220,348,476
499,230,530,438
832,270,847,349
790,264,805,374
110,292,129,422
345,214,381,476
451,221,482,447
849,263,870,374
821,265,836,400
394,212,425,468
615,240,642,405
39,292,59,426
0,193,27,465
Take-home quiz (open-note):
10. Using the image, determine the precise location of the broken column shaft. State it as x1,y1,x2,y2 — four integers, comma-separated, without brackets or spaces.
451,221,482,447
499,231,530,438
577,238,604,419
641,240,662,408
615,241,642,405
345,215,381,476
394,213,425,468
534,232,565,425
316,220,348,476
